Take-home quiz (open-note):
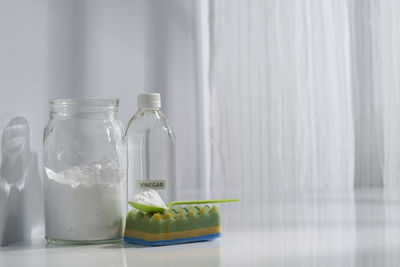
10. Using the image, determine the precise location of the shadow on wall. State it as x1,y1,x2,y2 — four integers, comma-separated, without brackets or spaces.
0,116,43,246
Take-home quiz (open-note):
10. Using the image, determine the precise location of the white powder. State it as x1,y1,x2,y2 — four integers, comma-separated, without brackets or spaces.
44,160,126,241
131,189,167,209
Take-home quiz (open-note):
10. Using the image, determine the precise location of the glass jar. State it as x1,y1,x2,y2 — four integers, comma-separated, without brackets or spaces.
43,98,126,244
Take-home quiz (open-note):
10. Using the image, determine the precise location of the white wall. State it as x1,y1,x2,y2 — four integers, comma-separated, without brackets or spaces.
0,0,204,245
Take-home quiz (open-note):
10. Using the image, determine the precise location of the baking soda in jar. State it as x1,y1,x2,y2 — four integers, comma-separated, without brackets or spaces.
43,98,126,244
44,161,126,242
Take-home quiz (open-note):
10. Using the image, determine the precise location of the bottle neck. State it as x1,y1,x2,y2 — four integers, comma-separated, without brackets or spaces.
139,107,160,111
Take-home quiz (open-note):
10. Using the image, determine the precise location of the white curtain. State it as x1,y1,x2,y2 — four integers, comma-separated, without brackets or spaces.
209,0,400,195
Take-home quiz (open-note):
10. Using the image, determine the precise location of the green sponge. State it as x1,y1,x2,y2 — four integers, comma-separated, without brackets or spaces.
124,205,221,246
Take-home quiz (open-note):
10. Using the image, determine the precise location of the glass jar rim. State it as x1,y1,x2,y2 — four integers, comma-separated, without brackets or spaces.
49,98,119,112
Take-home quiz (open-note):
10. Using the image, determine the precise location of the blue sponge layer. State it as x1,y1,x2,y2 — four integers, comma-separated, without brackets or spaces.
124,233,221,247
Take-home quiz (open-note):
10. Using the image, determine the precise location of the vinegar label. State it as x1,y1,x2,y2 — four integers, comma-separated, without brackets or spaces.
136,180,166,190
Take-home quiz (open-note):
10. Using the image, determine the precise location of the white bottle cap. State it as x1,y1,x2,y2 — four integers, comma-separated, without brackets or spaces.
137,93,161,109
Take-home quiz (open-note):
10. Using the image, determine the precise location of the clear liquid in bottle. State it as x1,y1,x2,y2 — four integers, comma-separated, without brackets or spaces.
125,93,176,203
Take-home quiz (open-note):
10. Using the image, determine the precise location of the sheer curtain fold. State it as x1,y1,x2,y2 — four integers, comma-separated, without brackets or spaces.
209,0,400,192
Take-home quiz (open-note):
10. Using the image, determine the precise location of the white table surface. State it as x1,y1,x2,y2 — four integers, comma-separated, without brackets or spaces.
1,188,400,266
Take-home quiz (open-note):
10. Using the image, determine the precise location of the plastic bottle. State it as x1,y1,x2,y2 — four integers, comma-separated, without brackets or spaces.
125,93,176,203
